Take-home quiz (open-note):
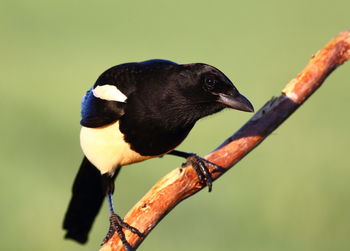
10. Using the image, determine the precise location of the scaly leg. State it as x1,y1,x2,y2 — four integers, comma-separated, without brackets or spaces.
102,174,143,251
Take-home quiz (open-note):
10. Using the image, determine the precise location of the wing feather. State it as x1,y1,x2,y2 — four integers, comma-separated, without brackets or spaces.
80,89,126,128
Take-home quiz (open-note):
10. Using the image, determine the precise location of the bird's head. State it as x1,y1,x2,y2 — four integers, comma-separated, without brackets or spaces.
174,63,254,117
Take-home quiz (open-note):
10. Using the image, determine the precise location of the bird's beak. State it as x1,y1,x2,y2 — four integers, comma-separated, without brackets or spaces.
218,93,254,112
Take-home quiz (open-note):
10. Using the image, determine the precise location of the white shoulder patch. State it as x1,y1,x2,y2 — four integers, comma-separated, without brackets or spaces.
92,84,127,102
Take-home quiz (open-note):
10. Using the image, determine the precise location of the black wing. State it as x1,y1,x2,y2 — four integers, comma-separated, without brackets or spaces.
80,59,178,128
80,88,126,128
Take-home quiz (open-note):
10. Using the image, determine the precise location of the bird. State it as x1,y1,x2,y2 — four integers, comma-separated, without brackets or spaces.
63,59,254,250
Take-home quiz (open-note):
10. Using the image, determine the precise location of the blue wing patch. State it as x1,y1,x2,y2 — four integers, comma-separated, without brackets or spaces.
80,89,126,128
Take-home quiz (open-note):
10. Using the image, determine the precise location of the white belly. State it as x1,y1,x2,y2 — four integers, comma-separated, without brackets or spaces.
80,121,153,175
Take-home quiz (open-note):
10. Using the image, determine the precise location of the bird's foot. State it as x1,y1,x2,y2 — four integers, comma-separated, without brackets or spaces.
183,154,225,192
102,212,143,251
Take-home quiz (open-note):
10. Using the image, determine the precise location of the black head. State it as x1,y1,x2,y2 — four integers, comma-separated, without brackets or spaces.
175,63,254,118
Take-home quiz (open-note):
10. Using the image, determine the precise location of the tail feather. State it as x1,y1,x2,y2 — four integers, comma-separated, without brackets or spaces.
63,157,105,244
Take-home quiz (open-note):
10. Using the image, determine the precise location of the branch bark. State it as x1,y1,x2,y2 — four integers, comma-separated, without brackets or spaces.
100,30,350,251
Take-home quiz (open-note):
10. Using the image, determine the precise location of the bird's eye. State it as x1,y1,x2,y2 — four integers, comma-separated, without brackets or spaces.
203,77,218,91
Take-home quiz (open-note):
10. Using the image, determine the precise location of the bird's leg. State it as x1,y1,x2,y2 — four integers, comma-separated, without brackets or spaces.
167,150,225,192
101,174,143,251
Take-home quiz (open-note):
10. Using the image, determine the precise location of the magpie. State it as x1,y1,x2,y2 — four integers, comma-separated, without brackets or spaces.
63,59,254,250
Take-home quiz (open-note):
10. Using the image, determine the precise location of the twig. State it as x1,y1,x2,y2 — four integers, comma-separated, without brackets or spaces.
100,30,350,251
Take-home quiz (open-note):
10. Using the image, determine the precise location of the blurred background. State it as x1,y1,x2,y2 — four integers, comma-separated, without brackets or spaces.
1,0,349,250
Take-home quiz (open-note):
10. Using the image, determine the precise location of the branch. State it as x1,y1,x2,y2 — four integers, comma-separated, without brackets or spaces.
100,30,350,251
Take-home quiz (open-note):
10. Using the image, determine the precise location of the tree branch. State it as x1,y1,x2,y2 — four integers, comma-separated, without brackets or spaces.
100,30,350,251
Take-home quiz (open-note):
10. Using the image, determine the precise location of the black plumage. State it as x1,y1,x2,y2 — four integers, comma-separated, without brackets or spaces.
63,157,119,243
63,59,253,249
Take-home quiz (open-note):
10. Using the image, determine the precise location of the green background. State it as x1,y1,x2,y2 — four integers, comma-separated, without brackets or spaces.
1,0,349,250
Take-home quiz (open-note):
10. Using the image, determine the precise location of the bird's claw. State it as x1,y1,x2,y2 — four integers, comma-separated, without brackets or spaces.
102,213,143,251
183,154,224,192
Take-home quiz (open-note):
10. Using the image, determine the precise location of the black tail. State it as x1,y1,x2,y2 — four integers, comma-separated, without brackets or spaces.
63,157,119,244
